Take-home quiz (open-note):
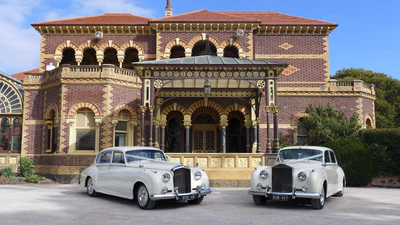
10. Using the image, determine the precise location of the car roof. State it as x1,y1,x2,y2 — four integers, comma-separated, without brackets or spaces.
279,146,332,151
99,146,163,153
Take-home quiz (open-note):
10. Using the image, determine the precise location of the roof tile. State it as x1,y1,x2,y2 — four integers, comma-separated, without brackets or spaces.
32,13,150,26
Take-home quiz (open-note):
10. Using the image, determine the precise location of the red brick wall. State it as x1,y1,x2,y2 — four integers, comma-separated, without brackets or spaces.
254,35,326,55
25,90,45,120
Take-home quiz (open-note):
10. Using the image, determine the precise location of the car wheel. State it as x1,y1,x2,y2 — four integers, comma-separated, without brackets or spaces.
188,196,204,204
137,184,156,209
311,186,325,209
253,195,267,205
86,177,98,197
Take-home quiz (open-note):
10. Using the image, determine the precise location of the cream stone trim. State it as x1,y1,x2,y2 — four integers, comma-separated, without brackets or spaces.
256,54,324,59
101,84,113,148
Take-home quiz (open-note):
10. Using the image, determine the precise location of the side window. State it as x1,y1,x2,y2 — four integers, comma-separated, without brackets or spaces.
329,151,337,164
99,151,112,163
324,151,331,163
112,151,125,164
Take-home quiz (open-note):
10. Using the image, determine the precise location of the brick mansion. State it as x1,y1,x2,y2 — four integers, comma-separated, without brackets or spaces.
0,0,375,183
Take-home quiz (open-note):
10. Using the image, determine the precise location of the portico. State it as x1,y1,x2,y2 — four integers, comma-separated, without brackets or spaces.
133,55,287,153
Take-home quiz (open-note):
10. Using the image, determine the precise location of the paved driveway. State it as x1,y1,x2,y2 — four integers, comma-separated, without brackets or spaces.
1,184,399,225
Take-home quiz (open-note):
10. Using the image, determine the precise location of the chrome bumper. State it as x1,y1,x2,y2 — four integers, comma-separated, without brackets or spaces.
151,186,212,200
248,186,321,199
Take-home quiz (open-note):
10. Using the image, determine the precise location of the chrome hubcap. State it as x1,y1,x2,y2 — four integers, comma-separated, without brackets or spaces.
138,186,148,206
87,179,93,194
320,188,325,205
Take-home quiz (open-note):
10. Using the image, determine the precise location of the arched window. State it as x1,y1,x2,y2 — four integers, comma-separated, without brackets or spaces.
60,48,77,65
12,118,22,151
296,118,308,145
122,48,139,69
223,46,239,58
115,111,129,146
103,48,118,66
366,118,372,129
75,108,96,150
0,118,10,151
81,48,97,65
192,41,217,56
170,46,185,59
0,81,22,114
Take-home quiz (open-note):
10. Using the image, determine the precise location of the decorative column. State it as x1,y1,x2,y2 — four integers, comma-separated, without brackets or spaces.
117,50,125,68
245,116,252,153
154,121,159,148
95,118,102,153
220,115,228,153
75,50,83,65
54,51,62,67
183,115,192,153
140,105,147,146
252,120,258,153
265,106,272,153
148,106,154,147
272,74,279,152
96,50,104,65
160,115,167,151
273,106,279,152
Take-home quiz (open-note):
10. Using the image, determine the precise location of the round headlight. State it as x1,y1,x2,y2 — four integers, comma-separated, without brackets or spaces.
260,170,268,179
298,171,307,181
194,171,202,180
162,173,171,182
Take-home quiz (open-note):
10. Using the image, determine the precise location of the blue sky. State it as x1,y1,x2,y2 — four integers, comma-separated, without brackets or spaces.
0,0,399,80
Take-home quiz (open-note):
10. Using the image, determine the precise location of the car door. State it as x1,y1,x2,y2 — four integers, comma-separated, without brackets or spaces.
107,151,126,196
328,150,340,193
324,150,339,196
96,150,112,192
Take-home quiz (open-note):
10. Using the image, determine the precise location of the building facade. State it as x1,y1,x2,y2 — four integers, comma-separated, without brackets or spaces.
5,2,376,183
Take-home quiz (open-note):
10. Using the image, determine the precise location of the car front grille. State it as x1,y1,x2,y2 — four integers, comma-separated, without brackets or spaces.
173,167,191,193
272,164,293,192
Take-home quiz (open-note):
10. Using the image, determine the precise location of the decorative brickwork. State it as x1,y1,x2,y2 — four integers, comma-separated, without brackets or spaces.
187,100,225,116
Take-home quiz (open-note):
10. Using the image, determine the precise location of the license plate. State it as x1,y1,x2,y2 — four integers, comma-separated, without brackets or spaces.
272,195,288,201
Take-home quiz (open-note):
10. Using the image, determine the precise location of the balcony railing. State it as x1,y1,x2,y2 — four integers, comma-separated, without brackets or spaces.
24,64,141,85
328,79,375,95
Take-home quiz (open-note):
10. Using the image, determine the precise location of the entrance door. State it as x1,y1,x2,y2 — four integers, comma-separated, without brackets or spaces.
192,124,217,153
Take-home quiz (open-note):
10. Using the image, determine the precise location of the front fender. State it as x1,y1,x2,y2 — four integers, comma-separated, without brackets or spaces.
308,168,327,193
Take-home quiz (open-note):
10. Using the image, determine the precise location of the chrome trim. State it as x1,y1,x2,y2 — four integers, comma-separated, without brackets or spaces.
151,188,211,200
171,165,190,171
248,187,321,199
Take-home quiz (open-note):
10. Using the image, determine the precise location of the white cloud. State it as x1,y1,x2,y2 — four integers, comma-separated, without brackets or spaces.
0,0,41,74
0,0,155,74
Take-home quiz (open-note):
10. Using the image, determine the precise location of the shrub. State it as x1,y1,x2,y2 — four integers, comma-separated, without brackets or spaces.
363,129,400,176
19,157,34,178
0,167,15,178
26,174,46,184
366,143,396,176
326,138,374,186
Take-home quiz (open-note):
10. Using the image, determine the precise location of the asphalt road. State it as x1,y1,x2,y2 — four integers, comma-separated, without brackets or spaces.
1,184,399,225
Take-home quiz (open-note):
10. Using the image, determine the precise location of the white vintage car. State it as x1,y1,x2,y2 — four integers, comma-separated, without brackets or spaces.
79,146,211,209
248,146,345,209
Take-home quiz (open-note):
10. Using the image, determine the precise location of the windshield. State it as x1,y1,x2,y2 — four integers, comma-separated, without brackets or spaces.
278,149,323,162
125,149,167,163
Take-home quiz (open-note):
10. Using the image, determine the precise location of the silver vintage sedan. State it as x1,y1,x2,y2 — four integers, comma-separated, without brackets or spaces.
79,146,211,209
248,146,345,209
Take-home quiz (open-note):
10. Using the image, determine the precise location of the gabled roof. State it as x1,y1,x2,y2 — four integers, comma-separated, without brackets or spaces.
218,12,337,26
152,9,260,23
10,68,39,82
32,13,151,26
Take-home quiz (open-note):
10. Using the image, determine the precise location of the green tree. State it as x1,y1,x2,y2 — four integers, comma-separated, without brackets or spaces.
333,68,400,128
300,103,361,146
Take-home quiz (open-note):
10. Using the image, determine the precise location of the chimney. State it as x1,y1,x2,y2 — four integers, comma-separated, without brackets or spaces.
165,0,173,17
